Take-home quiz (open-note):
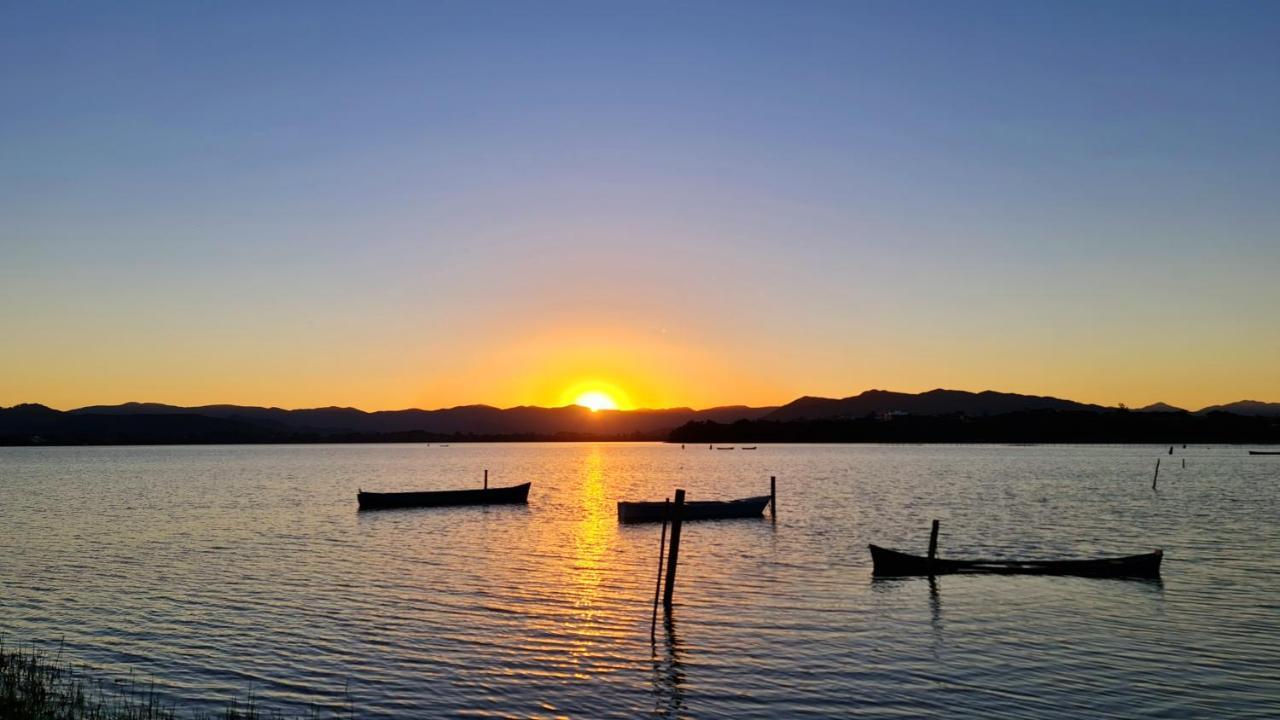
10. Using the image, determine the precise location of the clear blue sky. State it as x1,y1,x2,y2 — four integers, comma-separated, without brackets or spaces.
3,1,1278,410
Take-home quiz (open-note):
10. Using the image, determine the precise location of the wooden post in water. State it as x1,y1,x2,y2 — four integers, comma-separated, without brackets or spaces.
770,476,777,519
662,489,686,609
1182,458,1186,469
651,499,670,637
1152,459,1160,489
927,519,940,562
484,469,488,490
1169,446,1173,455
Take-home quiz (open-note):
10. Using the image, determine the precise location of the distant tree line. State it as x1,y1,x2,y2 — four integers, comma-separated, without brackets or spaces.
666,410,1280,444
0,416,664,446
6,408,1280,445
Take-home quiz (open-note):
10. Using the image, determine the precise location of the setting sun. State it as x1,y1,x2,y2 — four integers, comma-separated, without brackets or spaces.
573,391,618,412
558,380,633,412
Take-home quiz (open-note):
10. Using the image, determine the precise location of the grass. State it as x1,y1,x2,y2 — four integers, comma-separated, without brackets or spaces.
0,640,351,720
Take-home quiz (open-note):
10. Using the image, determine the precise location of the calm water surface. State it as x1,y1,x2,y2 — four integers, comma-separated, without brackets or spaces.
2,443,1278,718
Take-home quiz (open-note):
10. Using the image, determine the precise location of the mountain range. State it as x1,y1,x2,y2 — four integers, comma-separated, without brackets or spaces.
2,389,1278,445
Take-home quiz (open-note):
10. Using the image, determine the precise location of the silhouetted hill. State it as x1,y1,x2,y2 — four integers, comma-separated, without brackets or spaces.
1136,402,1187,413
1,409,276,445
764,388,1102,421
1196,400,1280,417
70,403,366,432
0,404,63,435
3,401,777,444
5,389,1278,445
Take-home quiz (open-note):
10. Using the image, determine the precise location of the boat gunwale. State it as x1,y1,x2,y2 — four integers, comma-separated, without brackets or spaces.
357,482,531,510
616,495,771,523
868,543,1162,577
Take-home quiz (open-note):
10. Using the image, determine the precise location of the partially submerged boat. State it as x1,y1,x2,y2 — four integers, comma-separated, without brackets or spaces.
358,482,531,510
617,495,771,523
869,544,1162,578
1248,450,1280,455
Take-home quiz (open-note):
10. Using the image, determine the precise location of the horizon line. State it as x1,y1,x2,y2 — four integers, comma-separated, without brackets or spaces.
5,389,1274,416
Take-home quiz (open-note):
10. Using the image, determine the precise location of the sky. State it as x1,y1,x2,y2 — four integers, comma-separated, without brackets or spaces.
2,1,1278,412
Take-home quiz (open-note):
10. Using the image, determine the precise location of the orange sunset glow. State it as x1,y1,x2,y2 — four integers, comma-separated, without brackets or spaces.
1,3,1277,418
559,380,630,412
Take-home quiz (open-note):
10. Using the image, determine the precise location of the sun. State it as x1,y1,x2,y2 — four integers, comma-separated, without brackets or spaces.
558,379,633,411
574,390,618,412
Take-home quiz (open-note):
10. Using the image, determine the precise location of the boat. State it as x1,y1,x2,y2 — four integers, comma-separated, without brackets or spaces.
358,482,530,510
716,446,735,450
741,446,758,450
617,495,771,523
868,544,1162,578
1248,450,1280,455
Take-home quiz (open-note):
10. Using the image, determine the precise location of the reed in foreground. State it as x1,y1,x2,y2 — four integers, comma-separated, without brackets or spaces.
0,641,350,720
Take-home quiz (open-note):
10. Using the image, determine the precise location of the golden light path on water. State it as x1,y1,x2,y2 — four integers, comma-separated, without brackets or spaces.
566,447,612,670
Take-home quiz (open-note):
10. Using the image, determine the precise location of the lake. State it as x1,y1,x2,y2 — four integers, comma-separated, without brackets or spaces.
2,443,1278,718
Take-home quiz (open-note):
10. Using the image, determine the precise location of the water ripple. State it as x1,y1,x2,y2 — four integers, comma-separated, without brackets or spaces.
2,443,1278,717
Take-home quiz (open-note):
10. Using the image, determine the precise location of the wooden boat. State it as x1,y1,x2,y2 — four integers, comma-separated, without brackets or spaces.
716,446,735,450
741,446,758,450
868,544,1162,578
358,482,530,510
1248,450,1280,455
617,495,771,523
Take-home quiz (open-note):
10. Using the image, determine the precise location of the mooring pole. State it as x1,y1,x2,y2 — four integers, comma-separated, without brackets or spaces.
770,476,777,519
1152,459,1160,490
928,519,940,562
484,469,488,490
1182,458,1186,469
662,489,686,609
651,499,670,637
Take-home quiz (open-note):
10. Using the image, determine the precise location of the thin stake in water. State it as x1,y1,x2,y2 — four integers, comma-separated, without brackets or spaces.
651,498,670,637
663,489,686,608
928,519,940,563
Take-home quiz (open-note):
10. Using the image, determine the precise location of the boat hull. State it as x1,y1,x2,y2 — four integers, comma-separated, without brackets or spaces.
617,496,771,523
1249,450,1280,455
358,482,531,510
869,544,1162,578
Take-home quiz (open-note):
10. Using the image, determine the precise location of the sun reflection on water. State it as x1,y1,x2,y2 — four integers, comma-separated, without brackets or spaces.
567,446,614,629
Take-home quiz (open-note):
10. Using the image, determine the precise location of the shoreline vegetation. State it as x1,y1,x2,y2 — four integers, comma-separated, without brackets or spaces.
0,410,1277,446
0,641,350,720
0,431,666,446
668,410,1280,444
